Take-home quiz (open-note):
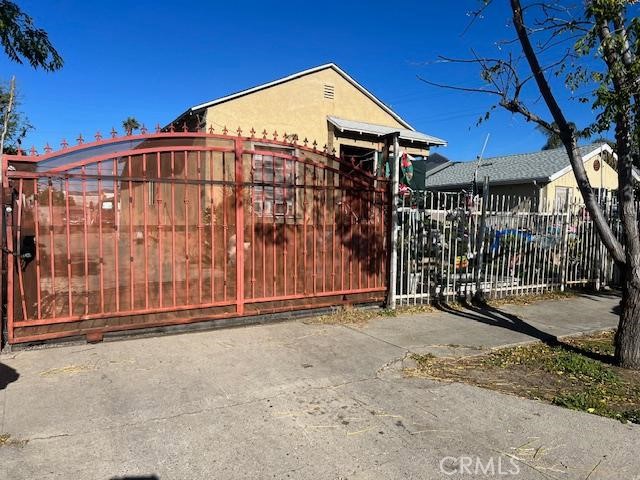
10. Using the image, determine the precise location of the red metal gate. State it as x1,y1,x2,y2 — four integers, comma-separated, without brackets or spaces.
1,128,389,344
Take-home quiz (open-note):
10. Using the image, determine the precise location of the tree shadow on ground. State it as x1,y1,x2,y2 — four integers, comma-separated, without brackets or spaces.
434,299,615,365
0,363,19,390
110,476,159,480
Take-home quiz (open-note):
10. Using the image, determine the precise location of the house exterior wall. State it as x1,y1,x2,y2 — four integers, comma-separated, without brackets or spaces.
203,68,429,157
542,153,618,210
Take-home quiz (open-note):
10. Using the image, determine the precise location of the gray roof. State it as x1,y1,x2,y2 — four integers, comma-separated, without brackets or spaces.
425,143,607,188
327,116,447,146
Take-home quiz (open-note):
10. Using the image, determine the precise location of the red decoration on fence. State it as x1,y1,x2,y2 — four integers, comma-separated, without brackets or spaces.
61,139,69,149
95,131,103,142
76,134,84,145
44,143,52,153
110,128,118,138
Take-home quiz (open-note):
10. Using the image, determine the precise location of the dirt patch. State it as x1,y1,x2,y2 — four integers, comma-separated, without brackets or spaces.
308,304,433,327
486,290,577,307
407,331,640,424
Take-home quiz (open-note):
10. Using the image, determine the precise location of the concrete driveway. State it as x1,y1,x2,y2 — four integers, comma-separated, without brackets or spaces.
0,293,637,479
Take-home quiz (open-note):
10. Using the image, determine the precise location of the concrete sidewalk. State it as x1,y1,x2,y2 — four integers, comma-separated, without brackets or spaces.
0,292,636,480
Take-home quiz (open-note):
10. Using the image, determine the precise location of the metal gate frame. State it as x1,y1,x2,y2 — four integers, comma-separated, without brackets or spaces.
1,127,389,344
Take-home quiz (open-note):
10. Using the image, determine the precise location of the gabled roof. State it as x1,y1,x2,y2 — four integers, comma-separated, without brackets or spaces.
425,143,612,188
327,116,446,146
180,63,414,130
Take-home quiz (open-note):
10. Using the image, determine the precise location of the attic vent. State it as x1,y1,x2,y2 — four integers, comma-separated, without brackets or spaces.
323,84,335,100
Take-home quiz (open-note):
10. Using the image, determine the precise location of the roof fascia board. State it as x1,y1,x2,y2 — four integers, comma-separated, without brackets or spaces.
547,144,613,182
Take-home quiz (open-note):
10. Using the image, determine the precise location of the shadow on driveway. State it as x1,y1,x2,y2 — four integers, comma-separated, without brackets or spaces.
0,363,19,390
434,299,615,364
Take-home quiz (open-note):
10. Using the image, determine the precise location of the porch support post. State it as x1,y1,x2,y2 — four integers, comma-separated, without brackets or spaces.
387,133,401,309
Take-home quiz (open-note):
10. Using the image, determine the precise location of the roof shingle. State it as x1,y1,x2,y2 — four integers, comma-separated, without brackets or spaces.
424,143,606,188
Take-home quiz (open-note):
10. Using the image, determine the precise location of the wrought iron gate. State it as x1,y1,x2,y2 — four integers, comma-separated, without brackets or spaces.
1,129,389,344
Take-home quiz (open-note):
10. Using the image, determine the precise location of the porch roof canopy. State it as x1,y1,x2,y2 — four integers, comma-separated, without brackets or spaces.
327,116,447,148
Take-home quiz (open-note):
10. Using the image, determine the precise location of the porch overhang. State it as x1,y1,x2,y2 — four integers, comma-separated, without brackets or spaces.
327,116,447,148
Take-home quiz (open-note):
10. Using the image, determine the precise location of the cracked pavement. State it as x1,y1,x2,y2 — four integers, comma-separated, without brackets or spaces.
0,292,637,479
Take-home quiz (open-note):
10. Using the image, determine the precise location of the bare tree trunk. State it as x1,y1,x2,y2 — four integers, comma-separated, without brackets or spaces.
618,263,640,368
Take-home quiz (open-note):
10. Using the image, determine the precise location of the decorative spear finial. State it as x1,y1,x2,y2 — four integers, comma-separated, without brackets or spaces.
208,125,214,134
44,143,52,154
76,133,84,145
61,138,69,149
110,127,117,138
95,131,103,142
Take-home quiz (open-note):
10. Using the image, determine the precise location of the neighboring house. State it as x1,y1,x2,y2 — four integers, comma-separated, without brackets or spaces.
424,143,623,210
168,63,446,174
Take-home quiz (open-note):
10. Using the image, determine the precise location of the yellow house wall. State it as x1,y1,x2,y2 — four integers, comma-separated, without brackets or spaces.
542,153,618,210
204,68,429,156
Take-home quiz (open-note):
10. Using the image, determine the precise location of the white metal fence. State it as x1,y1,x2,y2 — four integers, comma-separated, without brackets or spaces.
395,191,621,306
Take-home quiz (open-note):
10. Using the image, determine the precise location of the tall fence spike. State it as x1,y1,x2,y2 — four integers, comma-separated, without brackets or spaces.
76,133,84,145
222,126,228,135
61,138,69,149
140,124,148,134
155,123,162,133
262,129,268,140
208,125,215,134
95,131,103,142
29,146,37,156
44,143,52,154
236,127,242,137
110,127,117,138
250,127,256,138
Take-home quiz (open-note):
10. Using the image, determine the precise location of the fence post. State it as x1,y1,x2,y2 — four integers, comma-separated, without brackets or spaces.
234,138,245,315
387,133,401,309
473,176,489,302
559,190,571,291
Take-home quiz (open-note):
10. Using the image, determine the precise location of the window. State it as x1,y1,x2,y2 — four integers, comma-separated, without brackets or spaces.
554,187,572,210
252,154,296,218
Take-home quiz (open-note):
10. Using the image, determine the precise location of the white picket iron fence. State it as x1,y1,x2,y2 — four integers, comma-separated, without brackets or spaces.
392,191,621,306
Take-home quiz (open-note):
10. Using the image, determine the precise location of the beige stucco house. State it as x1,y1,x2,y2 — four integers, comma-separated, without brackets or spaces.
168,63,446,174
425,143,624,211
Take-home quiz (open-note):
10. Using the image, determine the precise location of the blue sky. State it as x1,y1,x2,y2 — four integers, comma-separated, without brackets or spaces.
0,0,609,161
